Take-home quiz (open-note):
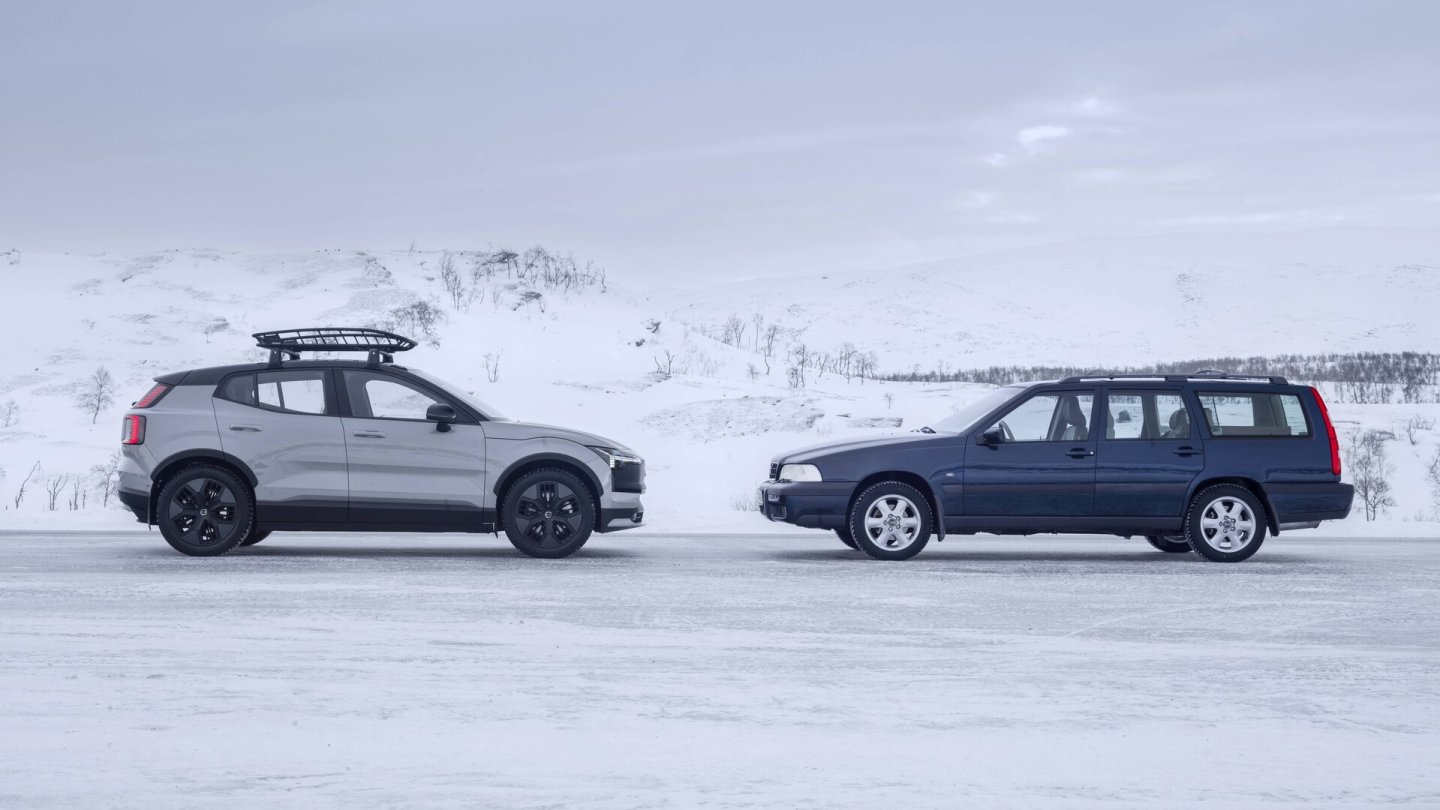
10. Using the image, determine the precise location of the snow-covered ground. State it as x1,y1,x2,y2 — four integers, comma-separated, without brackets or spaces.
2,530,1438,808
2,235,1440,535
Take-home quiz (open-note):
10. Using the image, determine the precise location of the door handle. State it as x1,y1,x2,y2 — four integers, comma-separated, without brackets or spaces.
228,424,262,432
1065,447,1094,458
352,431,386,439
1173,446,1202,456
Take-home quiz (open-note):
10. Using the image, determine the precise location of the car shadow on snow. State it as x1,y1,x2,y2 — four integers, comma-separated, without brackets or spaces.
766,548,1315,565
135,544,642,561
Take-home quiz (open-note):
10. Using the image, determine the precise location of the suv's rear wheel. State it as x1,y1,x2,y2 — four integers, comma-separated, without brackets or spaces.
848,481,932,561
240,530,272,547
156,465,254,557
1145,534,1191,553
1185,484,1267,562
501,468,595,559
834,526,859,550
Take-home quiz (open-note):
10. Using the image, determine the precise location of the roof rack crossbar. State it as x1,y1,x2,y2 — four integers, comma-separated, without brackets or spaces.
253,328,417,367
1058,371,1289,385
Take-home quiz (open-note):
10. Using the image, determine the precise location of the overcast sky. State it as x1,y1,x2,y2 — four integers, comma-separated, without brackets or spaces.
2,1,1437,280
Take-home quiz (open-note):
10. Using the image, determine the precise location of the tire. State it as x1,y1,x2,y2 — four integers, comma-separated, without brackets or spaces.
848,481,933,561
1184,484,1267,563
155,464,254,557
834,526,859,550
501,467,595,559
1145,534,1191,553
240,530,272,547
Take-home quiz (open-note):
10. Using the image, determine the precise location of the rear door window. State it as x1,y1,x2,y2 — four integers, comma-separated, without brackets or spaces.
1196,392,1311,437
1104,391,1191,440
219,370,331,416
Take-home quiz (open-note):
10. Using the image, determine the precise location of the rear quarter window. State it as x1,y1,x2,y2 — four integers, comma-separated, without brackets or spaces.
1196,391,1310,438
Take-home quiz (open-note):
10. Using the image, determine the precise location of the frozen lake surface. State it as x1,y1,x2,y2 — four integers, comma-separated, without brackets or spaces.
2,530,1438,808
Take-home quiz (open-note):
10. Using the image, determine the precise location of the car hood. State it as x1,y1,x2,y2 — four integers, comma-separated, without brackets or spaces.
776,433,936,464
483,420,636,454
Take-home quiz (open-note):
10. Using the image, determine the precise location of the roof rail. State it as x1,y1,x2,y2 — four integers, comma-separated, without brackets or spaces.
253,327,418,367
1059,370,1289,385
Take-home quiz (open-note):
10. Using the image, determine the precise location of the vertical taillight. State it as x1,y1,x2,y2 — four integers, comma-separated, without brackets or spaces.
134,382,170,408
1310,386,1341,476
121,414,146,445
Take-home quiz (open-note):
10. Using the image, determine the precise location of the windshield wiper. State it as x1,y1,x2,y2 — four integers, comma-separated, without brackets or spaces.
913,425,936,434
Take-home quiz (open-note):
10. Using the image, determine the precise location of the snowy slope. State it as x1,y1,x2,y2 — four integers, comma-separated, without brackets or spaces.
2,235,1439,534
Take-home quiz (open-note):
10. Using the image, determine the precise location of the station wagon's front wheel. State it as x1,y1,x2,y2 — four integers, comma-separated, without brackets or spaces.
849,481,932,561
1184,485,1267,563
502,468,595,559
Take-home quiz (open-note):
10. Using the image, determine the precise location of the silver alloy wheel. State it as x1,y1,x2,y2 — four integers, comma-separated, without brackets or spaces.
1199,496,1257,553
863,494,922,550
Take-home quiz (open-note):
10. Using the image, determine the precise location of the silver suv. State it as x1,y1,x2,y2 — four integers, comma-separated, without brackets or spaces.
116,328,645,558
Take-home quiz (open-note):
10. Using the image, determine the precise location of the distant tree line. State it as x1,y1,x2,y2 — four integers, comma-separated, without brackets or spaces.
873,352,1440,404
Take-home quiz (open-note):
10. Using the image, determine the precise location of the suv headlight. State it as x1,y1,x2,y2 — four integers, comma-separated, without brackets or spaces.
778,464,822,482
587,446,643,469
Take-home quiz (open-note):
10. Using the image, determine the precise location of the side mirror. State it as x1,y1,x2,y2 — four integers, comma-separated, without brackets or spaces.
426,403,458,433
978,426,1005,446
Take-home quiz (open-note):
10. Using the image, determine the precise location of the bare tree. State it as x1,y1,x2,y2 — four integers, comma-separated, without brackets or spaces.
720,315,746,347
884,392,895,410
12,461,39,509
483,352,502,383
75,367,115,424
759,323,782,376
45,474,70,512
0,399,17,427
91,451,121,508
1347,429,1396,521
67,476,87,511
438,251,466,310
1403,414,1434,445
653,350,676,379
1427,447,1440,518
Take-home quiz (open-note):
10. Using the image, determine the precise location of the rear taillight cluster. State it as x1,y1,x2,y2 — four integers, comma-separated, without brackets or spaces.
134,382,171,409
1310,386,1341,476
121,414,145,445
120,382,168,446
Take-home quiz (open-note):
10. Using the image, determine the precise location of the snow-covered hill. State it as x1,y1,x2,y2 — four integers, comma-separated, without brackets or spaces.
2,234,1439,534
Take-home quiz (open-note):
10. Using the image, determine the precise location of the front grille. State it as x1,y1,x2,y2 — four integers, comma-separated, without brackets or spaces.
768,462,780,481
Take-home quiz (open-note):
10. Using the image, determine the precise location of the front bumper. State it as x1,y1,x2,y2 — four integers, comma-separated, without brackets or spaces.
757,480,853,529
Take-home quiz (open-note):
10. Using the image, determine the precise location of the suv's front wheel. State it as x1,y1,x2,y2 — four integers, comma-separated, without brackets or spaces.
1184,484,1267,562
156,465,254,557
501,468,595,559
848,481,933,561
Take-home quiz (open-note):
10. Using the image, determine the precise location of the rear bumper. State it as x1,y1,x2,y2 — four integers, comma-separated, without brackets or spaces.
757,481,853,530
118,487,149,524
1267,482,1354,526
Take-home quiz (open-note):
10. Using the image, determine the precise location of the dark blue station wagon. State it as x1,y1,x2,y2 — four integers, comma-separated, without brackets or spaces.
759,373,1353,561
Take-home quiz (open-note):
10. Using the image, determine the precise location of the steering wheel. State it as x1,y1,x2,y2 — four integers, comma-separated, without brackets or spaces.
1000,421,1015,442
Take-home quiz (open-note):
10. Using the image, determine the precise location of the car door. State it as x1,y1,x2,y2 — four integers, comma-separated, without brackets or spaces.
964,389,1098,516
338,368,489,529
1094,389,1205,517
213,367,349,524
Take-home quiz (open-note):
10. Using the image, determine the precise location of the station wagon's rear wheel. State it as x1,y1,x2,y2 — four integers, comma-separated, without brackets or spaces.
1145,534,1191,553
834,526,859,550
502,468,595,559
849,481,932,561
156,465,253,557
1184,484,1267,563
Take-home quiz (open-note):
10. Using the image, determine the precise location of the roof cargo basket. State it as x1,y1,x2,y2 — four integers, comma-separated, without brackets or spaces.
253,327,418,367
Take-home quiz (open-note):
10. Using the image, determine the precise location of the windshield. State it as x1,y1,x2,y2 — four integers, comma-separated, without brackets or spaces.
928,386,1026,434
410,370,510,421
